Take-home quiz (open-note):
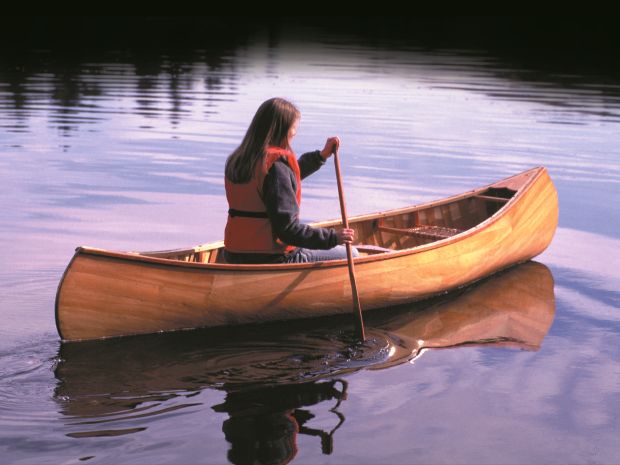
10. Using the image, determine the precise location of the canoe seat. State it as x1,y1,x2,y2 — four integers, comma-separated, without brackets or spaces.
405,225,462,239
378,223,462,241
355,244,394,255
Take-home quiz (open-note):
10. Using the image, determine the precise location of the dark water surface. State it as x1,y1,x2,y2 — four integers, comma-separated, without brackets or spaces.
1,23,620,465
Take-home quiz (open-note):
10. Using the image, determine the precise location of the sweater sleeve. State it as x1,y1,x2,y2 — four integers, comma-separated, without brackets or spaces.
262,160,338,250
297,150,327,180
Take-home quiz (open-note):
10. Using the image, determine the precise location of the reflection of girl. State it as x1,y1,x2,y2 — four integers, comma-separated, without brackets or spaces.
224,97,357,264
222,411,299,465
215,380,348,465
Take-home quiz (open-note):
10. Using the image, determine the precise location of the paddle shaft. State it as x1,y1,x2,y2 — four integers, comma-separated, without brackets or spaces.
333,148,366,341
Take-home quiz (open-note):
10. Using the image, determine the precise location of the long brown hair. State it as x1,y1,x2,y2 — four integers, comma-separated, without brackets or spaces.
225,97,300,183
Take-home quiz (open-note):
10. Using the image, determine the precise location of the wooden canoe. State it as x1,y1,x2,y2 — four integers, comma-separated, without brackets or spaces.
55,166,558,342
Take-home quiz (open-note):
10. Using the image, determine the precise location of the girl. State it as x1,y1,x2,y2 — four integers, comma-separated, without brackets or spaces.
224,97,357,264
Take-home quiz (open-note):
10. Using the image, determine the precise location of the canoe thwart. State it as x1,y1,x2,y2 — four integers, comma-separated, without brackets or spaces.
474,195,510,203
377,222,463,241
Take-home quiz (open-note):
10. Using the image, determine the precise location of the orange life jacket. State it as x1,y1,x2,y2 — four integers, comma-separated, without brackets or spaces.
224,147,301,254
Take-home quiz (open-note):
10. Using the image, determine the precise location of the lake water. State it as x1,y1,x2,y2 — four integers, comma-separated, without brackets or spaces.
1,23,620,465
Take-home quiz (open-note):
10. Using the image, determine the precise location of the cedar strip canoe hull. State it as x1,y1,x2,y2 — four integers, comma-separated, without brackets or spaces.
56,167,558,341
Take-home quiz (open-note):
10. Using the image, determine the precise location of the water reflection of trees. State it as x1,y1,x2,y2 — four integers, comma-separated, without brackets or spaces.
0,21,251,136
2,18,618,137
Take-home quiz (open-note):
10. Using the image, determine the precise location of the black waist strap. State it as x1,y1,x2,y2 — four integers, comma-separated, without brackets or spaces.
228,208,269,218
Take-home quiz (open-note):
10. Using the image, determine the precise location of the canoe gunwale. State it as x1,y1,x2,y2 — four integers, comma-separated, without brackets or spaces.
73,167,546,272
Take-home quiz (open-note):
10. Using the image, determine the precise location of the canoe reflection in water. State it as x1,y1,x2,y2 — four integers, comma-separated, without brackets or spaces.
53,261,554,463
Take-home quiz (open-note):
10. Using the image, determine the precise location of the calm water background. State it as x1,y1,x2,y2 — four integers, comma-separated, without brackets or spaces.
1,20,620,464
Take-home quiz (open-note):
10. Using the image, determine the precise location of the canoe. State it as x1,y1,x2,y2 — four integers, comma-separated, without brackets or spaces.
55,166,558,341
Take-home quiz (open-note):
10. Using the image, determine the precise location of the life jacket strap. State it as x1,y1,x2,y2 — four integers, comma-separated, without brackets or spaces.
228,208,269,218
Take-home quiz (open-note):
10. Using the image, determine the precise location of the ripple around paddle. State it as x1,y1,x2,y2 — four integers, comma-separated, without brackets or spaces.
49,320,410,409
181,329,394,387
49,323,397,429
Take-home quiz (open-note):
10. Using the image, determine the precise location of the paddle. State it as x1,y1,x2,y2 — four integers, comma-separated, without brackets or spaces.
332,147,366,341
